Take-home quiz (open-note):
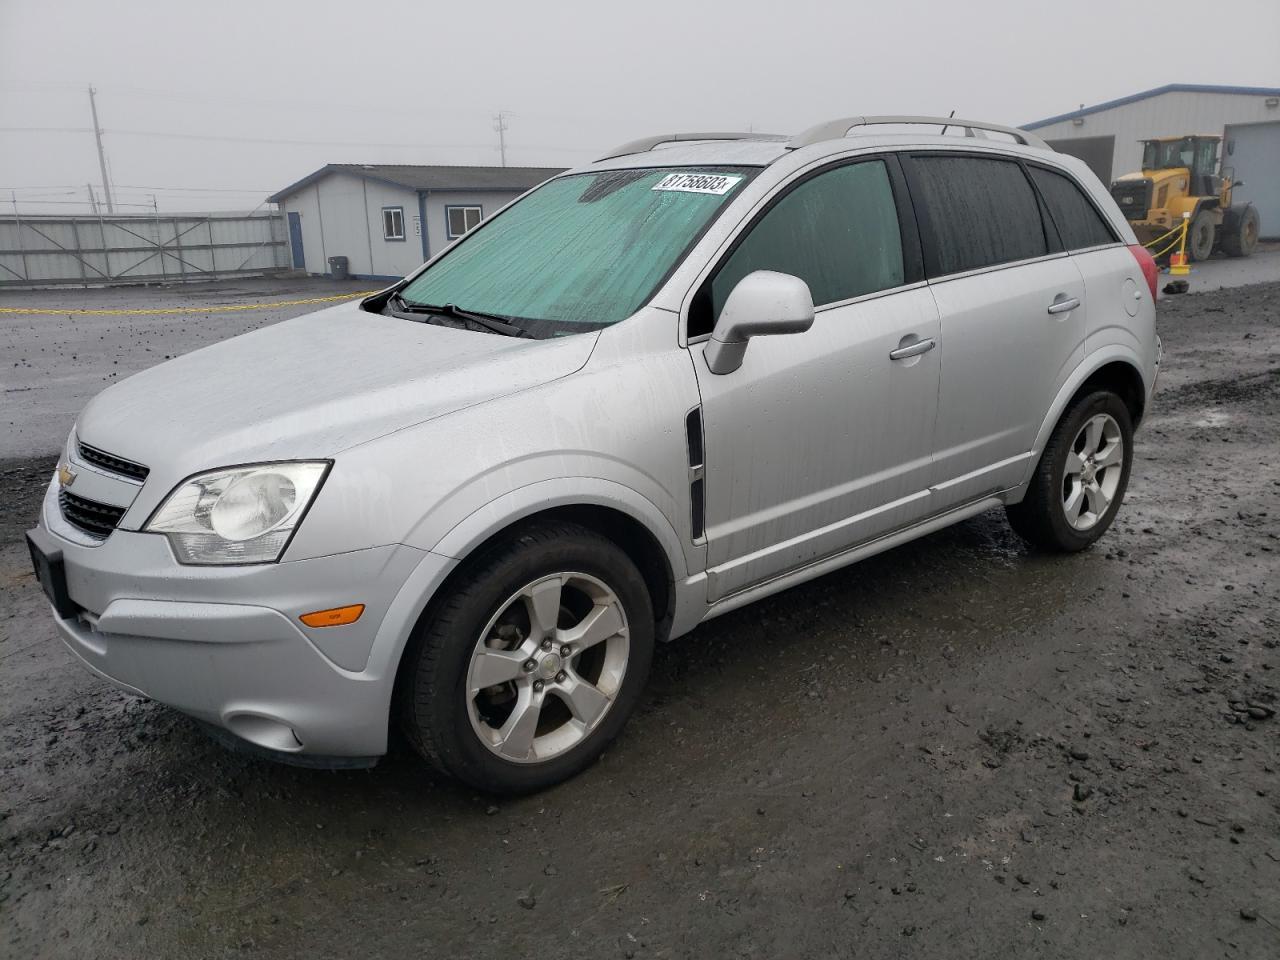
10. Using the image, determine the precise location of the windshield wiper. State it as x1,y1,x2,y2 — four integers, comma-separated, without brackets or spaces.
388,292,532,338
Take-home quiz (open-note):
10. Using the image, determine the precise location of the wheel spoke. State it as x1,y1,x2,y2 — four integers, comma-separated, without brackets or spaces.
1095,441,1123,468
560,602,625,652
1064,449,1085,476
524,577,563,637
1084,417,1103,454
557,672,611,726
1087,480,1110,513
1064,480,1086,522
498,688,543,760
470,645,533,693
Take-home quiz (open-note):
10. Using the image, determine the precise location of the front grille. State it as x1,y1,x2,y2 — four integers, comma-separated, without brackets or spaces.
1110,179,1152,221
59,489,126,539
77,441,149,481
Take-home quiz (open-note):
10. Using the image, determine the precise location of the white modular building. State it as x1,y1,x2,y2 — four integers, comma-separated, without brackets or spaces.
269,164,564,281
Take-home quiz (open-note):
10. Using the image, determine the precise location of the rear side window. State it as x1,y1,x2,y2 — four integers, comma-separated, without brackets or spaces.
907,155,1047,277
707,160,905,319
1028,166,1117,251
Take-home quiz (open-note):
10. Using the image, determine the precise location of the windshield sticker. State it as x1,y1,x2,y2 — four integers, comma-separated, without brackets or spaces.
652,173,743,195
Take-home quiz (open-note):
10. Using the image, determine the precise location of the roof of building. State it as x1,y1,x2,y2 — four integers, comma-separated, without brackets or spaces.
268,163,566,202
1024,83,1280,130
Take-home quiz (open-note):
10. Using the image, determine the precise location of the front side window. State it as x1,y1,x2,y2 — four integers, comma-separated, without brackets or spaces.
907,155,1047,277
382,206,404,241
399,167,752,332
1029,166,1116,251
703,160,905,325
446,205,483,239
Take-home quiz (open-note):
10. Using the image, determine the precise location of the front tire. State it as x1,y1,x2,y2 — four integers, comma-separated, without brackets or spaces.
1187,210,1215,262
398,521,654,794
1006,390,1133,552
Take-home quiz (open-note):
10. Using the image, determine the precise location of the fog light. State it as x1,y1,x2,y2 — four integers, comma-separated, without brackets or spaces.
300,604,365,628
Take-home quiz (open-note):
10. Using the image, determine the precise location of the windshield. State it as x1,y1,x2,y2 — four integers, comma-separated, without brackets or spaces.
1142,138,1194,170
398,167,753,334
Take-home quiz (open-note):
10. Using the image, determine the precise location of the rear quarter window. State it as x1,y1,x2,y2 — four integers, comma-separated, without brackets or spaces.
1028,166,1118,251
906,155,1048,277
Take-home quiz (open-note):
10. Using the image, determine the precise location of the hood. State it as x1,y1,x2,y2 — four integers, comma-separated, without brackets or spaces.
75,301,597,472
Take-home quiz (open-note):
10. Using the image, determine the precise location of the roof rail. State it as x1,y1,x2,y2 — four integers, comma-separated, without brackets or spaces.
597,132,786,162
788,115,1050,152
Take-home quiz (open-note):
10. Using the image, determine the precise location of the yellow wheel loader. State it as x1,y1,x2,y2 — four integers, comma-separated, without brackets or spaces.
1110,135,1260,261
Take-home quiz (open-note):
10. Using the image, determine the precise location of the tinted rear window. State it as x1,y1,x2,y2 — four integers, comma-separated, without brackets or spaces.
1029,166,1117,251
907,155,1047,276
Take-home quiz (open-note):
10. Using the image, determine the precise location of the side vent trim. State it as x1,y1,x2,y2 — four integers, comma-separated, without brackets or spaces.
685,406,706,541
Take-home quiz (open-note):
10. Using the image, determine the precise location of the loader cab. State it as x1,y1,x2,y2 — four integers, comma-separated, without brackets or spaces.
1140,135,1221,196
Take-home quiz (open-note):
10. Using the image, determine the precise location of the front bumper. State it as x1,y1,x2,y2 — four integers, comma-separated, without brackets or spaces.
31,478,455,759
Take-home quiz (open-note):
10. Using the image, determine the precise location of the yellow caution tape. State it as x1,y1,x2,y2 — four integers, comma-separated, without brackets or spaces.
0,291,379,317
1141,224,1185,249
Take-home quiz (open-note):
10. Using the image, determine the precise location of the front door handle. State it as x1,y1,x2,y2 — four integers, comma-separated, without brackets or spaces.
1047,296,1081,315
889,337,936,361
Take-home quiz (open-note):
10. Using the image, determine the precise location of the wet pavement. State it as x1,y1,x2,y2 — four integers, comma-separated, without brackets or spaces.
0,276,377,459
1,280,1278,959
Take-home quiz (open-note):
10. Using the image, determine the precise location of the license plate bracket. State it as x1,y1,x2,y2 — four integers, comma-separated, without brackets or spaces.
26,529,80,619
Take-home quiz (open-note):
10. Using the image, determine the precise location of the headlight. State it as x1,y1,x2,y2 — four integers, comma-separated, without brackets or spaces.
145,462,329,565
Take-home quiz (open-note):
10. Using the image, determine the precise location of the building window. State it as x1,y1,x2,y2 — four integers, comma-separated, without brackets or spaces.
446,205,483,240
382,206,405,241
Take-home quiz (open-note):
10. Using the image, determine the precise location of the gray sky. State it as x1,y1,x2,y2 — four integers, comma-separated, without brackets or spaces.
2,0,1277,214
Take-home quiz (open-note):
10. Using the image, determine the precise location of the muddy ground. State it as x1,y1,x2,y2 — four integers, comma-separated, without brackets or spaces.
2,282,1278,959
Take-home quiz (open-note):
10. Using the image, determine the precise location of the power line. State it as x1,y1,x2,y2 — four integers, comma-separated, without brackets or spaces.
0,125,588,153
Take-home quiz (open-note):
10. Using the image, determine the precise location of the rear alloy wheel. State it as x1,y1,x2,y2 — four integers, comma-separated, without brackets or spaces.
398,522,653,794
1060,414,1124,532
1006,390,1133,552
1187,210,1215,262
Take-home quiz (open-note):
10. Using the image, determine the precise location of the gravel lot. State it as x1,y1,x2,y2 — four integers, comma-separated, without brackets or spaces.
1,278,1278,959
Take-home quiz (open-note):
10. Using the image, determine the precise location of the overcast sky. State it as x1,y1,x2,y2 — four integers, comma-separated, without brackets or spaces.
2,0,1277,214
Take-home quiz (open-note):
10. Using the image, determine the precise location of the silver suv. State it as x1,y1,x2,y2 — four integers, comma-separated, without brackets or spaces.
27,116,1161,793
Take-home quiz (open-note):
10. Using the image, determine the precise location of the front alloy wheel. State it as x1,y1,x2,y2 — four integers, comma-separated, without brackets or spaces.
398,522,653,793
467,573,629,764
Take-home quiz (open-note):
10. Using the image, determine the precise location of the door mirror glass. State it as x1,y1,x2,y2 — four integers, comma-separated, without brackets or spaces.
704,270,814,374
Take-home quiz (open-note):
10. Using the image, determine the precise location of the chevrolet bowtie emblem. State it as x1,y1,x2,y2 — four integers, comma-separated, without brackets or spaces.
58,462,77,488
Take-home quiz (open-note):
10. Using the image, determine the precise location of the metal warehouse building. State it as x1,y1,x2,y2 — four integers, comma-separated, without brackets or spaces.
269,164,563,281
1026,84,1280,237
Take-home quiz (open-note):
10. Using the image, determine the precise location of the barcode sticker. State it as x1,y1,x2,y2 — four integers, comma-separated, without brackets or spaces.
652,173,743,195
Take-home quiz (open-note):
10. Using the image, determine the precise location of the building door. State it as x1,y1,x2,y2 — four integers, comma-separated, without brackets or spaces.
1225,122,1280,239
1045,135,1116,185
287,212,306,268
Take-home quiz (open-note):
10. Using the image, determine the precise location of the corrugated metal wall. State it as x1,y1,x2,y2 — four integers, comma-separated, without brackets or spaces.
1028,91,1280,183
0,212,288,287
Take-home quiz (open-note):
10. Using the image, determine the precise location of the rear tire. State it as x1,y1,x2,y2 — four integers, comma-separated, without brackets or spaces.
1220,205,1259,258
1187,210,1215,262
1006,391,1133,552
397,521,654,794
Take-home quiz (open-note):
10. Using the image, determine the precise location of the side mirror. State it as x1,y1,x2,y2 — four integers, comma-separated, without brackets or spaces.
704,270,815,375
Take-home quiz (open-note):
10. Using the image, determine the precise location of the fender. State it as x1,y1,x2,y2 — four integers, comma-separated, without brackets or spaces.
1015,346,1149,493
430,476,692,582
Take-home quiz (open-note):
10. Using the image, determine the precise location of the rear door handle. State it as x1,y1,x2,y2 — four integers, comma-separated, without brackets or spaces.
1047,296,1081,315
889,337,936,361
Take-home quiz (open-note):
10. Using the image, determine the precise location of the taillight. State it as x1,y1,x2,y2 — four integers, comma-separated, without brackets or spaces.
1128,244,1158,303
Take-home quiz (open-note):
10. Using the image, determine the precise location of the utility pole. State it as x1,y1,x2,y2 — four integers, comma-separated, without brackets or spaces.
492,111,511,167
86,182,99,216
88,85,114,213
